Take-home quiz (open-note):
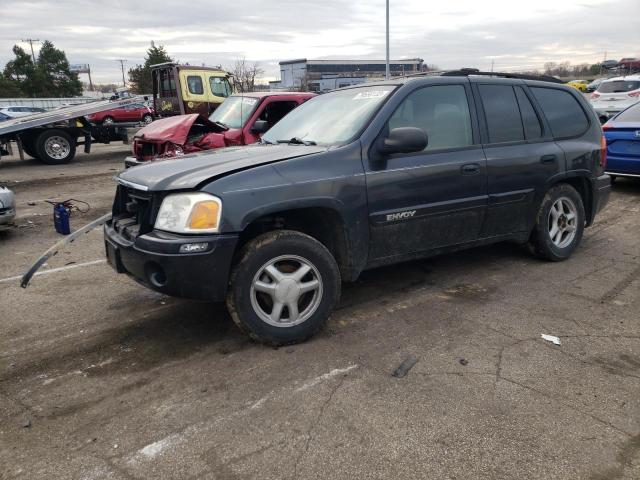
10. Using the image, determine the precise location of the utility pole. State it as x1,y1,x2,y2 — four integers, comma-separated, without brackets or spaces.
385,0,390,79
115,59,127,86
21,38,40,62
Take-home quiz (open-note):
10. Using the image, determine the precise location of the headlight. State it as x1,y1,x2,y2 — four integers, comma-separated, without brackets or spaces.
154,192,222,234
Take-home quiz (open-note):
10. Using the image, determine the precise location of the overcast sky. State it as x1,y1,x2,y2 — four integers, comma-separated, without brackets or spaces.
1,0,638,85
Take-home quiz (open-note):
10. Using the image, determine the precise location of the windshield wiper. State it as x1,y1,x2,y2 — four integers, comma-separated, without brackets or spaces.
277,137,317,146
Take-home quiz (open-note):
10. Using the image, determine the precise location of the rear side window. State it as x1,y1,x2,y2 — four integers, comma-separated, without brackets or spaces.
598,80,640,93
530,87,589,139
478,85,524,143
388,85,473,151
187,75,204,95
514,87,543,140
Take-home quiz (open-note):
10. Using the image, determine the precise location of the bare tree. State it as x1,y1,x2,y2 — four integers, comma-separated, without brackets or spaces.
230,57,264,93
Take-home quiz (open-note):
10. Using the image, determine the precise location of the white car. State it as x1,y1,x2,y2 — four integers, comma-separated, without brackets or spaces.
0,106,47,118
590,75,640,120
0,186,16,231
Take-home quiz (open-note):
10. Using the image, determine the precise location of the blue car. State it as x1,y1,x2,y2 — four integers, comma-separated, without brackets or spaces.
603,102,640,178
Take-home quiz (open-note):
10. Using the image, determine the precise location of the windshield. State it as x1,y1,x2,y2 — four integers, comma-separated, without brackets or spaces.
208,96,258,129
598,80,640,93
262,85,396,146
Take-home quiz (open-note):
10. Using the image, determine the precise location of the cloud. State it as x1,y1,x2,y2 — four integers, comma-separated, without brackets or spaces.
0,0,638,84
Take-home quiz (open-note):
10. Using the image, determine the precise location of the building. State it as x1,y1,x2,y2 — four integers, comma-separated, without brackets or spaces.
270,58,425,92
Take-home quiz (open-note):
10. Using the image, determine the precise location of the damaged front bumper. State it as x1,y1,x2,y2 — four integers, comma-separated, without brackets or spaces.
104,221,238,301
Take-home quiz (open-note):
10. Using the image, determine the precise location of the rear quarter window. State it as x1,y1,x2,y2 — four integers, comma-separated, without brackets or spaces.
530,87,589,139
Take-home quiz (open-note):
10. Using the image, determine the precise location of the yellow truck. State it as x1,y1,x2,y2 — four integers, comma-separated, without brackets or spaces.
151,62,234,117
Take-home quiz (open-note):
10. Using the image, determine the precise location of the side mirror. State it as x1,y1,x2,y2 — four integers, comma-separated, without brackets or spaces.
250,119,269,134
379,127,428,155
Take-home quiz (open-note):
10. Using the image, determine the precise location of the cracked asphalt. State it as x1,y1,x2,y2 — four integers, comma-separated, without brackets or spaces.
1,145,639,479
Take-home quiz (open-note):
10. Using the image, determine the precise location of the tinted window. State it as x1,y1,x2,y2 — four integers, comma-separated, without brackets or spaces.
531,87,589,138
187,75,204,95
258,101,299,127
478,85,524,143
615,103,640,122
388,85,473,150
598,80,640,93
514,87,543,140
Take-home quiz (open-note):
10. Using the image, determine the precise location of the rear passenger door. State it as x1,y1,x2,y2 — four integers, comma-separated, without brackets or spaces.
474,82,564,237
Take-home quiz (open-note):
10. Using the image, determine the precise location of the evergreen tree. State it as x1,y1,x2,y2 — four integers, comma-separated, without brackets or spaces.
2,41,82,97
128,42,173,94
35,40,82,97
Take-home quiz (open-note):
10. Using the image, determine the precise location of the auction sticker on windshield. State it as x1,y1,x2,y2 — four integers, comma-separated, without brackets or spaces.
353,90,390,100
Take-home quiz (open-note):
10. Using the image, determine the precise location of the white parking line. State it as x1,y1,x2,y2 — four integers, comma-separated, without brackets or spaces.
0,259,107,285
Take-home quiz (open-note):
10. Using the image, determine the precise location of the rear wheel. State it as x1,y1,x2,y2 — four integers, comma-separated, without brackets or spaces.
35,130,76,165
227,230,341,345
528,183,585,261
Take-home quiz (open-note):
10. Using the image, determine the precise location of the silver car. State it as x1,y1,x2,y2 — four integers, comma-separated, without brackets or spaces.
0,186,16,231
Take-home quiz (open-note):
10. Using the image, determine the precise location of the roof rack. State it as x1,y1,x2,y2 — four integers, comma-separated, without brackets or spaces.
401,68,563,84
441,68,564,84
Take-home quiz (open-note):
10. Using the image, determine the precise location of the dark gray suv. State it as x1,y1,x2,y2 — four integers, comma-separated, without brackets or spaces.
105,72,611,345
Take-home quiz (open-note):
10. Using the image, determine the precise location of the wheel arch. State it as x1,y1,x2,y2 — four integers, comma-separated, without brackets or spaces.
235,201,360,281
549,173,594,226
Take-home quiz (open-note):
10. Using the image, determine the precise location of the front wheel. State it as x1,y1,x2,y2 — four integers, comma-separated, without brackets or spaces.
227,230,341,345
142,114,153,124
528,183,585,261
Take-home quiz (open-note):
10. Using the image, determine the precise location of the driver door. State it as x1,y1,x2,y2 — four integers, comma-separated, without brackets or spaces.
365,83,488,260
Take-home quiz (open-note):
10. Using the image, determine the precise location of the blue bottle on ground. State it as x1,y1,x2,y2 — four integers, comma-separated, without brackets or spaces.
53,203,71,235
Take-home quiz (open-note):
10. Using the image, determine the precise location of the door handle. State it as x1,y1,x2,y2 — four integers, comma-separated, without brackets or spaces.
461,163,480,175
540,154,557,164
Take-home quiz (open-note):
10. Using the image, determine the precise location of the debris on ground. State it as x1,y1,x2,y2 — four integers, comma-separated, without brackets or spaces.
22,418,31,428
458,358,469,366
541,334,561,346
392,356,418,378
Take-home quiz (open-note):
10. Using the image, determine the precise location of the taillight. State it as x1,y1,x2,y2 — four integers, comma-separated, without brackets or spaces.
628,90,640,98
600,135,607,169
591,93,600,100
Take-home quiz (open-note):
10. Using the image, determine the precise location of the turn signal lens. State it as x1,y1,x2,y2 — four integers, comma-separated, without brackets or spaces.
600,135,607,169
188,201,220,230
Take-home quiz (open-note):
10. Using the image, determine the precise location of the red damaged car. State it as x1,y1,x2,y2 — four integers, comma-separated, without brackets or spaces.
125,92,315,167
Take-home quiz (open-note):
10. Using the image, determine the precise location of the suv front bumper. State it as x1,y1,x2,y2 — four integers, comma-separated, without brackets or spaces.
104,222,238,301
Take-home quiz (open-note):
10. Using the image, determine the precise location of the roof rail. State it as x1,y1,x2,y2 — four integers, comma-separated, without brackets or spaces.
440,68,563,84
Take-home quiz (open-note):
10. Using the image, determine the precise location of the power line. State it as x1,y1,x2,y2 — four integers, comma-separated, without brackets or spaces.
21,38,40,62
114,59,127,86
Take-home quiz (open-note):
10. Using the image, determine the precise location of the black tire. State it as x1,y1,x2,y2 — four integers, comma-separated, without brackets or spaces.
609,175,617,184
21,138,39,159
528,183,585,261
142,114,153,124
226,230,341,345
35,130,76,165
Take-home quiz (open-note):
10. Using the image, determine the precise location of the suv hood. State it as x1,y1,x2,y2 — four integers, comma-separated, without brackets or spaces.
117,144,327,191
